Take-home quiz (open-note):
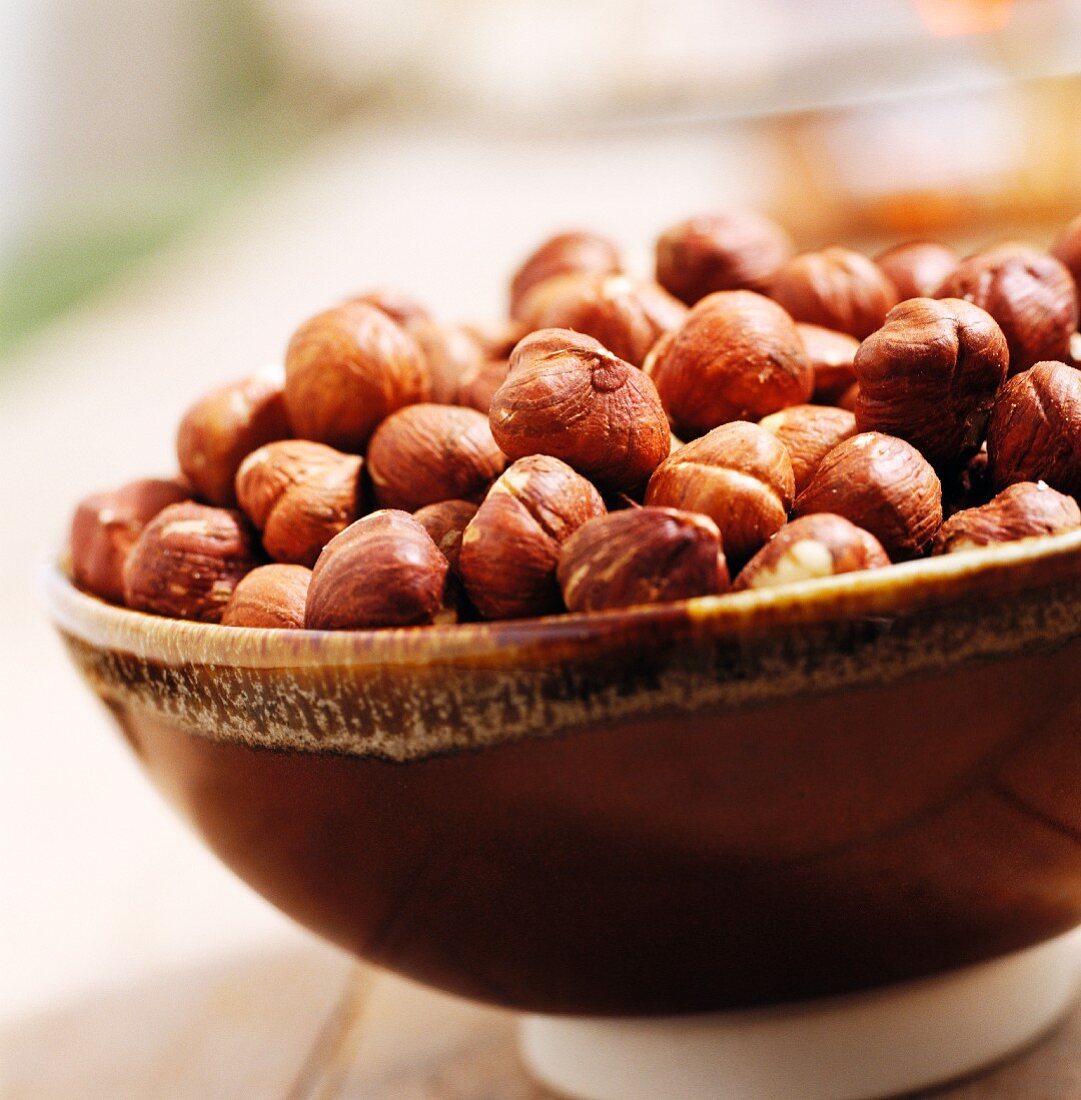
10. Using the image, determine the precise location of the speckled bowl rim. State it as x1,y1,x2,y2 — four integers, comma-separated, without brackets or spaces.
42,526,1081,671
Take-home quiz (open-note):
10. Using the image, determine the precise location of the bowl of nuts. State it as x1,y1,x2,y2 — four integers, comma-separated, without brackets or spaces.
46,212,1081,1100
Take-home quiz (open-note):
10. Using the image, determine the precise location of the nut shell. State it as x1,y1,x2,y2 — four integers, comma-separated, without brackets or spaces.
796,324,859,404
759,404,857,495
123,502,259,622
645,421,795,564
874,241,958,300
459,455,606,619
933,481,1081,554
794,433,942,560
854,297,1009,467
558,507,729,612
305,510,449,630
368,404,507,511
413,500,479,573
645,290,814,438
408,321,484,404
235,440,364,567
491,329,670,493
221,563,312,628
509,231,621,321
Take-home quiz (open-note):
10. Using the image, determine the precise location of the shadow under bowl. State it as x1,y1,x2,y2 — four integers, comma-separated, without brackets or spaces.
43,531,1081,1016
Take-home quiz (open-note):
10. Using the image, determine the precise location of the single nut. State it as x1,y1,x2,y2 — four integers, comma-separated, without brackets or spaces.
557,507,729,612
123,502,259,622
645,421,795,564
235,440,364,567
305,510,449,630
768,246,899,339
176,375,291,506
796,323,859,404
759,404,857,495
986,360,1081,495
874,241,959,300
733,514,889,591
645,290,814,438
70,477,191,603
284,301,430,451
459,455,606,619
406,320,484,404
935,244,1079,374
654,211,794,305
342,287,432,330
509,230,621,321
853,298,1009,467
221,563,312,628
514,273,687,367
1050,213,1081,290
413,499,479,573
367,404,507,511
933,481,1081,554
794,433,942,560
455,356,509,414
491,329,669,493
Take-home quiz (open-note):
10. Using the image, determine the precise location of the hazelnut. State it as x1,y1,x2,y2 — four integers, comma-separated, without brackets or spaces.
123,502,259,622
70,477,191,603
935,244,1079,374
1050,213,1081,290
838,382,860,412
343,288,432,330
557,507,729,612
768,247,899,339
305,510,449,630
796,323,859,404
491,329,669,493
645,421,795,564
413,499,479,573
654,210,794,305
462,320,529,360
933,481,1081,555
176,375,291,506
284,301,429,451
645,290,814,439
986,360,1081,496
235,440,364,567
874,241,959,300
459,455,606,619
407,320,485,405
759,404,857,495
733,513,889,591
794,433,942,560
854,298,1009,467
221,563,311,628
514,273,686,368
509,230,621,321
367,403,506,511
455,357,509,414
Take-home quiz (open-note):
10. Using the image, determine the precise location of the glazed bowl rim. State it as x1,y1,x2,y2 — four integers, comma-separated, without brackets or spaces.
41,526,1081,670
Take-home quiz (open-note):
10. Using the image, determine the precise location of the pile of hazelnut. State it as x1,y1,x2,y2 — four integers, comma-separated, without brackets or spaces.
69,210,1081,630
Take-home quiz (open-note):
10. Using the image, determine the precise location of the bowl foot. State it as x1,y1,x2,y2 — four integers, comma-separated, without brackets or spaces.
518,927,1081,1100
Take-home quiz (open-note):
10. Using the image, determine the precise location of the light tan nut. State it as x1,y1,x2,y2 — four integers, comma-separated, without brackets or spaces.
221,563,312,628
759,404,857,495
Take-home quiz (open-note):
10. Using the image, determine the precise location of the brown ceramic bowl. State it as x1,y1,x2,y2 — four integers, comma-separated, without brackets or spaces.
44,530,1081,1016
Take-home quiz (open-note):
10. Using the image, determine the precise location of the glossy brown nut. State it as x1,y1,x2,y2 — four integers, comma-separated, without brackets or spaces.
122,502,259,622
515,273,687,368
235,440,364,567
733,513,889,591
221,563,312,628
407,321,484,405
305,510,449,630
935,244,1079,374
69,477,191,604
874,241,959,301
655,211,794,305
854,298,1009,467
176,375,291,506
768,247,899,339
455,357,509,414
645,421,795,564
933,481,1081,555
459,455,606,620
1050,213,1081,289
645,290,814,438
367,404,506,512
986,361,1081,496
509,230,621,321
796,323,860,404
491,329,669,493
759,404,857,495
558,507,729,612
413,500,479,573
342,288,432,330
284,301,429,451
794,433,942,560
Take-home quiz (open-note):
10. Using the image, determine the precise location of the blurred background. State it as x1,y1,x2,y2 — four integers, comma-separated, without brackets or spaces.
4,1,1081,1095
